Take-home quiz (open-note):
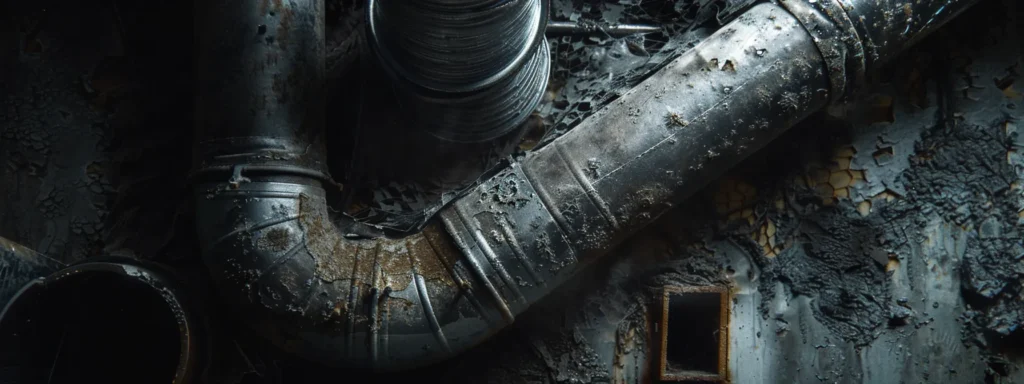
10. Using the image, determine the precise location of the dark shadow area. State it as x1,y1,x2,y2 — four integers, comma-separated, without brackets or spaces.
664,292,721,376
0,271,184,384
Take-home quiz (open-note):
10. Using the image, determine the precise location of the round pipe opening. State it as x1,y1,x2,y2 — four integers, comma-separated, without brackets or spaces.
0,260,196,384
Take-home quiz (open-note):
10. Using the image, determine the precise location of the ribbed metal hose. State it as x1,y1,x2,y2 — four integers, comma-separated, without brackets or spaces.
367,0,550,143
192,0,979,372
369,0,543,92
391,41,550,144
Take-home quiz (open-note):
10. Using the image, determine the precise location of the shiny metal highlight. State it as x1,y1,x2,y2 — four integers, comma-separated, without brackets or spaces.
367,0,551,143
392,39,551,143
369,0,544,93
192,0,980,372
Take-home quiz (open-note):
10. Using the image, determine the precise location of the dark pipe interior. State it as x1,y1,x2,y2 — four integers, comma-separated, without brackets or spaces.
0,271,184,384
665,292,721,376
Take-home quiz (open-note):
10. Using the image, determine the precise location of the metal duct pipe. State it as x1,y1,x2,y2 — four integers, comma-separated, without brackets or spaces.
366,0,550,143
193,0,329,180
368,0,545,92
191,0,979,371
0,236,64,306
0,257,202,384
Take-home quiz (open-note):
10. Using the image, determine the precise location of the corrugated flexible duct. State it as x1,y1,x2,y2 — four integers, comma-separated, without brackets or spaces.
191,0,980,371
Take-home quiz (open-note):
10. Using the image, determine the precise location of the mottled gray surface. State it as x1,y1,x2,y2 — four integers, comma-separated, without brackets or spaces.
0,1,121,263
404,1,1024,383
1,0,1022,383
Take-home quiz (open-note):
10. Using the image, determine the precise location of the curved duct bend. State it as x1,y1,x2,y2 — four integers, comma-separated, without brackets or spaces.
192,0,979,371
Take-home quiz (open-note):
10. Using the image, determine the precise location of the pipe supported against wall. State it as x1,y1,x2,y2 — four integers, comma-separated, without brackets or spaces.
192,0,979,371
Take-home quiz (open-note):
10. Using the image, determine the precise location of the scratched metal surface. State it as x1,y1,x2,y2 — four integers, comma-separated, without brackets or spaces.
340,0,751,233
375,1,1024,382
444,1,1024,383
1,0,1022,383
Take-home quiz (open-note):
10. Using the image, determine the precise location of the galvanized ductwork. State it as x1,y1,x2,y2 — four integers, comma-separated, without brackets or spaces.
192,0,979,371
366,0,550,142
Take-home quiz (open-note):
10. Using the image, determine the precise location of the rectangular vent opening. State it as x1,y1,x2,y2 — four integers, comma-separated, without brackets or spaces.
657,285,729,382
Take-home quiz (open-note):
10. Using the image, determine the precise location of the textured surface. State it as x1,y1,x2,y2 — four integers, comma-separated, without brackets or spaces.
484,1,1023,383
338,0,755,233
1,0,1022,383
392,1,1024,383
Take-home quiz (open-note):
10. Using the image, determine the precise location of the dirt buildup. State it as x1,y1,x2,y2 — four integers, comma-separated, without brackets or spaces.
257,227,294,252
753,208,890,346
898,120,1024,341
480,171,531,209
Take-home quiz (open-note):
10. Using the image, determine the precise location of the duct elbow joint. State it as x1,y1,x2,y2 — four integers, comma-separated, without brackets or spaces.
191,0,984,373
194,179,509,370
193,160,587,370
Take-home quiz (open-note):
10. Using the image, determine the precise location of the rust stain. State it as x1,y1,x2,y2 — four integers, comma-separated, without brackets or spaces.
886,254,901,272
256,227,292,252
352,244,374,287
296,193,459,296
331,300,345,318
407,227,458,286
518,113,547,151
721,60,737,72
297,193,353,282
612,325,637,384
752,218,781,258
666,112,690,128
422,223,469,287
377,240,413,291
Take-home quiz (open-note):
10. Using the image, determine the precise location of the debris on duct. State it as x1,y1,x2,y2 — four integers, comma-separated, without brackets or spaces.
342,0,757,233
